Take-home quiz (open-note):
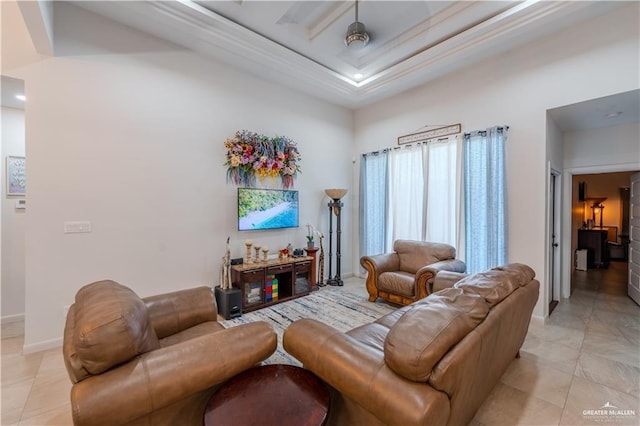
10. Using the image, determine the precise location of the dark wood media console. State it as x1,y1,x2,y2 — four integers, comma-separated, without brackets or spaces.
231,256,315,312
578,228,609,268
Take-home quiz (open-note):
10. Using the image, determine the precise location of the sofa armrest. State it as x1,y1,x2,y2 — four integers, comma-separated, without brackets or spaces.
431,271,468,293
283,319,450,426
143,286,217,338
416,259,466,276
71,321,276,426
416,259,467,296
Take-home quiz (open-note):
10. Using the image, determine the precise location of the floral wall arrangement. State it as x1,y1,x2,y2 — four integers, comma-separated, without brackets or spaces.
224,130,301,189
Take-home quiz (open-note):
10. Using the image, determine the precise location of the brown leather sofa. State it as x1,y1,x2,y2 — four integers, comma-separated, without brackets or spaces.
360,240,466,305
284,263,539,426
62,280,277,426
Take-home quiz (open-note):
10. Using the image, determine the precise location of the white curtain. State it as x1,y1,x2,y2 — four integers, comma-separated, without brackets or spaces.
359,136,461,257
424,137,462,247
386,145,424,251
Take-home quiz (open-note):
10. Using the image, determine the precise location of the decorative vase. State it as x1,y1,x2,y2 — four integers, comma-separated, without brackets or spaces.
307,241,315,249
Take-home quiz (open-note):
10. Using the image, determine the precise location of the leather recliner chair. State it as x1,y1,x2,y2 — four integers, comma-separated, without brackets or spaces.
62,280,277,426
360,240,466,305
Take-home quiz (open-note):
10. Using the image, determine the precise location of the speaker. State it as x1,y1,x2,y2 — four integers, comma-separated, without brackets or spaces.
215,287,242,320
231,257,243,265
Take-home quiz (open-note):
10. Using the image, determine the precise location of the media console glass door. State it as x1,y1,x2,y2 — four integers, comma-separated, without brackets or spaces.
232,258,313,312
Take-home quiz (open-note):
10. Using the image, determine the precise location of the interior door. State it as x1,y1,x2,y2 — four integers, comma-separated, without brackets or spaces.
629,172,640,305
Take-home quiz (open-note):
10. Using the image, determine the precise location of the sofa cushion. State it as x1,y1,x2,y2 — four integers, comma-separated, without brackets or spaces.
454,263,535,307
73,280,160,375
374,304,410,328
394,240,455,274
384,288,489,382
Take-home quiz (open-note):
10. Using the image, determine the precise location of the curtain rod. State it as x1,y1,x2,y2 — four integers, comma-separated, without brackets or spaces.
362,148,389,158
361,136,454,158
463,125,509,137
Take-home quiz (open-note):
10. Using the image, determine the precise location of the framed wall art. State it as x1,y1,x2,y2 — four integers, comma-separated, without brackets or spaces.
397,124,461,145
6,156,25,196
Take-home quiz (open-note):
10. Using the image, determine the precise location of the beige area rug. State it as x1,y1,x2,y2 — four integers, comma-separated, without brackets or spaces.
221,287,397,365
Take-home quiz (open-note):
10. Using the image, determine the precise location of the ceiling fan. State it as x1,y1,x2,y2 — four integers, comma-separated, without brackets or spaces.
345,0,370,48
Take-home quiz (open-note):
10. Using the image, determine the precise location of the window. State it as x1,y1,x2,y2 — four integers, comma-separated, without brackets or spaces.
360,126,507,273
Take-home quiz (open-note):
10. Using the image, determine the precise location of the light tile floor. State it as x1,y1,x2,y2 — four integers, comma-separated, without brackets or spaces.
1,263,638,425
471,261,640,426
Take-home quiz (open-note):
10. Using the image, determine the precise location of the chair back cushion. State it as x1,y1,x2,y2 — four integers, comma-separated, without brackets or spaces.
393,240,455,274
72,280,160,375
143,287,218,339
384,288,489,382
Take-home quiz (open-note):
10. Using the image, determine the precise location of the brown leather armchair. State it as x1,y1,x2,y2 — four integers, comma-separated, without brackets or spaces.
360,240,466,305
62,280,277,426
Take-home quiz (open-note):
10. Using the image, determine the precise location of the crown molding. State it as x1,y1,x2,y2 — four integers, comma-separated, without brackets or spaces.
352,1,478,72
17,0,54,55
69,0,617,109
153,1,360,101
154,0,581,107
352,1,574,101
306,2,352,41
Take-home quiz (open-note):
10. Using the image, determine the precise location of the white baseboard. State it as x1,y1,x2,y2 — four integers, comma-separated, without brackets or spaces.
531,314,545,325
23,337,63,354
1,313,24,324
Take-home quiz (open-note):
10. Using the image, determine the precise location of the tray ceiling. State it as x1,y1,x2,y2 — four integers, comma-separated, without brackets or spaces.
60,1,629,108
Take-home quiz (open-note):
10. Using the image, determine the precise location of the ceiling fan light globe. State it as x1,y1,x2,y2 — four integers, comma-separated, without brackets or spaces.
345,21,370,48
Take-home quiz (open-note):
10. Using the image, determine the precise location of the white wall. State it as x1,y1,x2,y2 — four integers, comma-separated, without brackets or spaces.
546,116,565,173
564,122,640,171
354,3,640,317
1,106,26,321
4,2,353,351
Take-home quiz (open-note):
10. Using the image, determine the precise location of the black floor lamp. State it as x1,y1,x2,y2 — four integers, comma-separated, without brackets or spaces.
324,189,347,286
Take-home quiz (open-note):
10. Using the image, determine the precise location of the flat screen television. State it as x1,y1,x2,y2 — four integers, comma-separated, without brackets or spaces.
238,188,299,231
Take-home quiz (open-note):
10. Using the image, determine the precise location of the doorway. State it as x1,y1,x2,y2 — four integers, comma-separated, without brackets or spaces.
550,89,640,304
568,171,636,295
1,75,26,324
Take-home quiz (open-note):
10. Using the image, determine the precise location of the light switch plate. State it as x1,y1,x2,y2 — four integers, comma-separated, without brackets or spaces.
64,221,92,233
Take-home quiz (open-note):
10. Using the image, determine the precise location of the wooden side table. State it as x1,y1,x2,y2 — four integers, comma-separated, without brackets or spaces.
203,364,329,426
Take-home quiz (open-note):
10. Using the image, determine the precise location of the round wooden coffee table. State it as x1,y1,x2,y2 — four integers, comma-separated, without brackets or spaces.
203,364,330,426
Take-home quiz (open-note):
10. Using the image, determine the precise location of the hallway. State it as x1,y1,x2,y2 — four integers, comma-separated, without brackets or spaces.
571,259,630,296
